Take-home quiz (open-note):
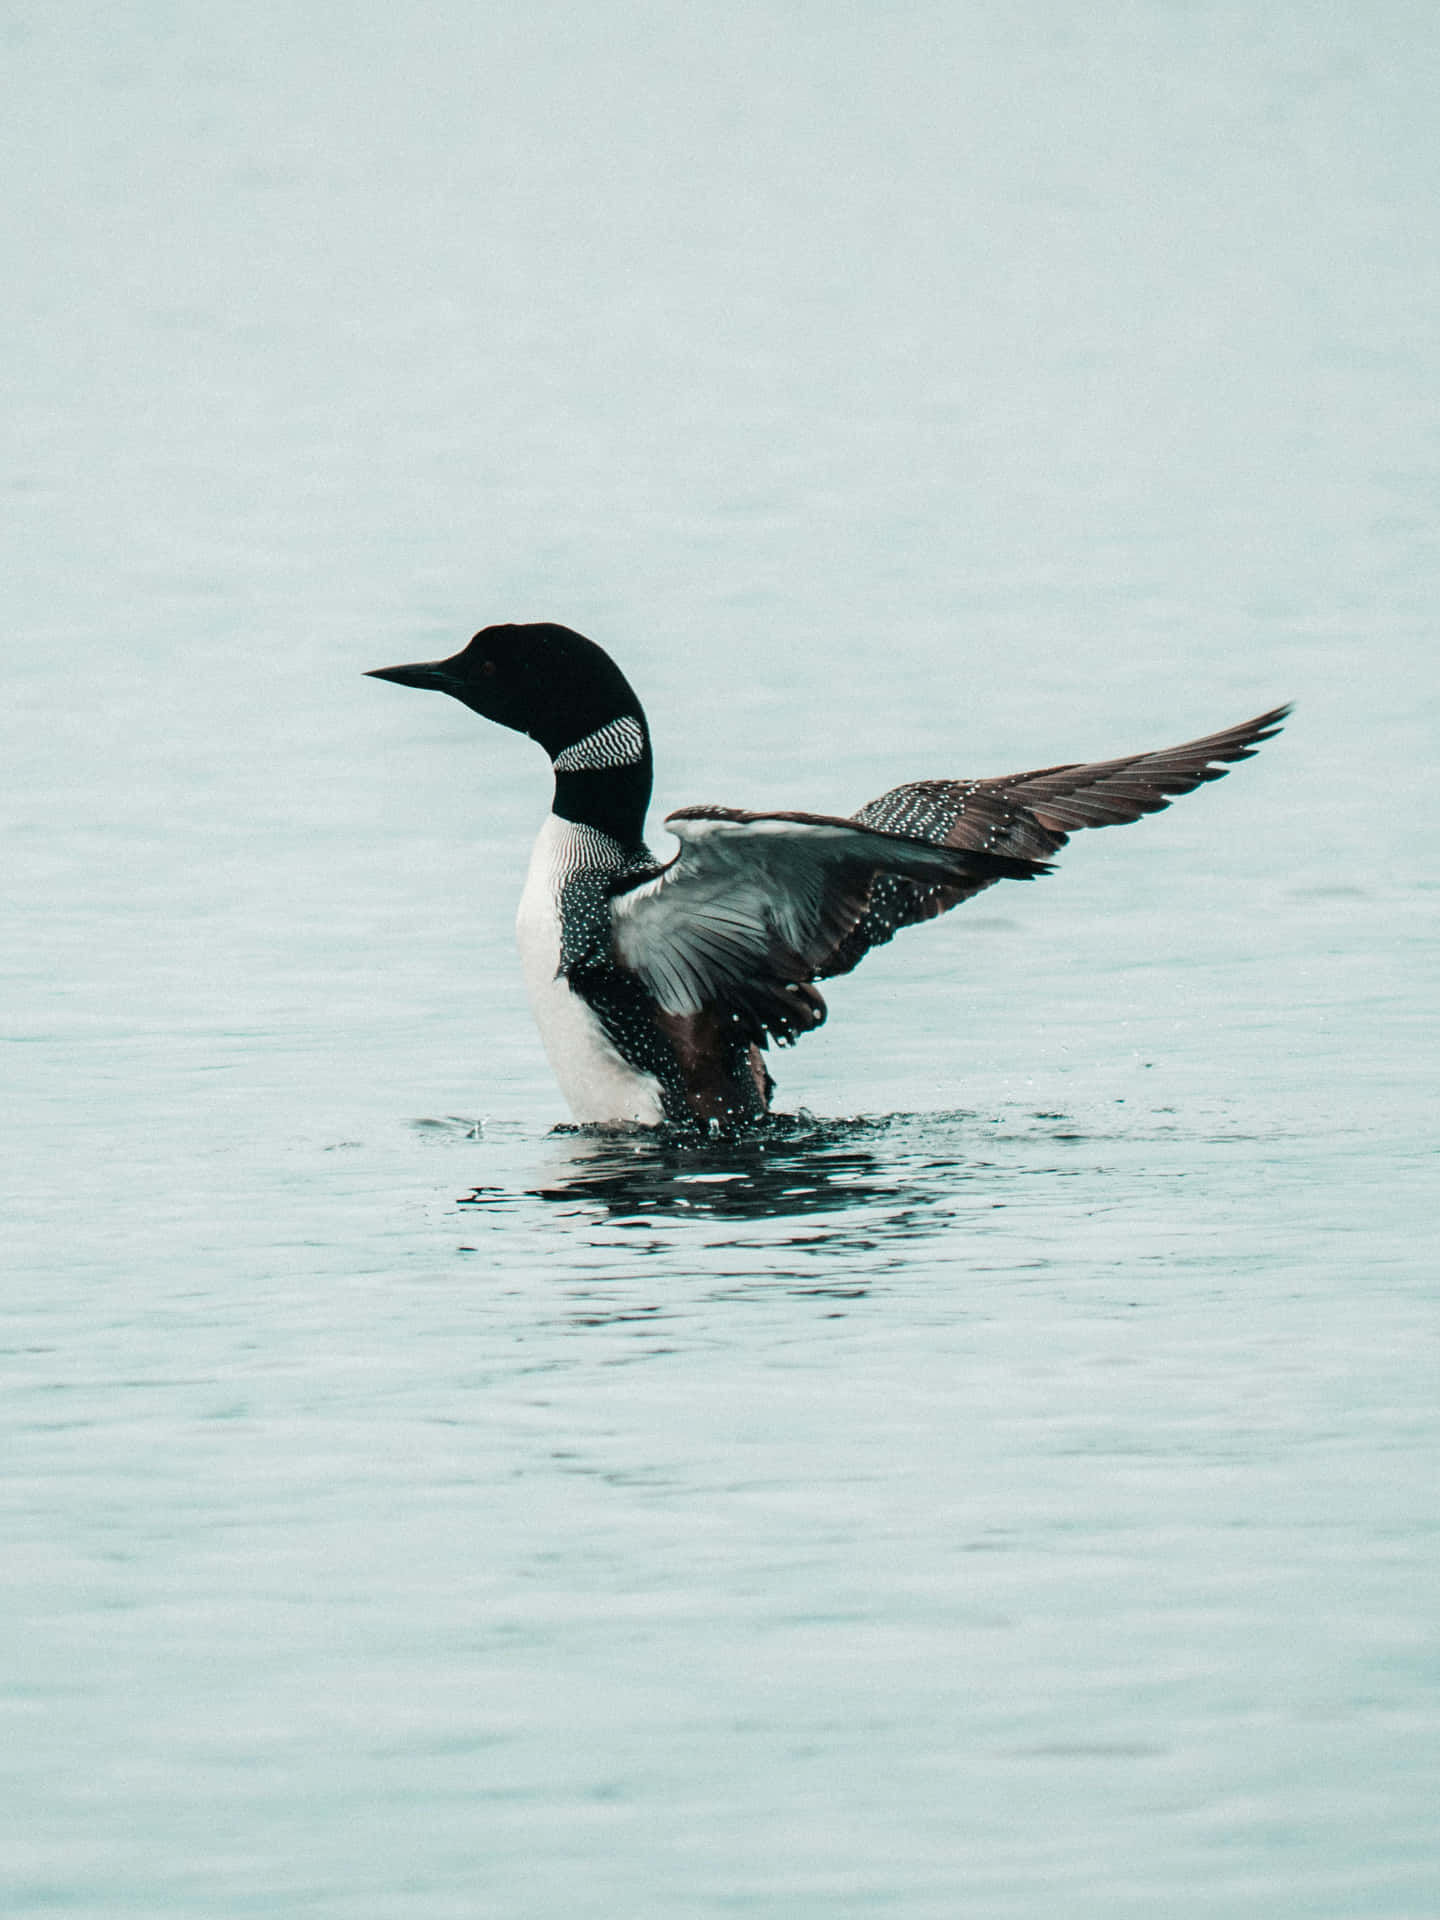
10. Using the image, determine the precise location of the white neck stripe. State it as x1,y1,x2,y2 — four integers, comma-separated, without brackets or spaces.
552,715,646,773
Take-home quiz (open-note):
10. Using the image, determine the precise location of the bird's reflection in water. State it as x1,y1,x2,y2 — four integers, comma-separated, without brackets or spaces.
460,1111,982,1245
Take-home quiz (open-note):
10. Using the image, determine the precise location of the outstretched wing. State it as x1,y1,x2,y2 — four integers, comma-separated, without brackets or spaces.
820,704,1291,979
609,807,1049,1046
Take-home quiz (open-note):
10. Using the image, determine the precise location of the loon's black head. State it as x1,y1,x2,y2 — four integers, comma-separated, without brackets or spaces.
366,621,646,763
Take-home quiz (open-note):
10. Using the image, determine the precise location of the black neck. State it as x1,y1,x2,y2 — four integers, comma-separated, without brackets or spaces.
550,749,654,850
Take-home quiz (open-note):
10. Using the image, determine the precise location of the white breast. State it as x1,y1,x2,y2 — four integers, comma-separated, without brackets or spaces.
514,815,665,1126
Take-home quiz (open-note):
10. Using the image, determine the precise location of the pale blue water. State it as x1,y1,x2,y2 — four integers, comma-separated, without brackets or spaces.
4,5,1437,1915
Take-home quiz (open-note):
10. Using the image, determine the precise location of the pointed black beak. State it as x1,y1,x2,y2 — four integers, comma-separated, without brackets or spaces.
365,660,455,692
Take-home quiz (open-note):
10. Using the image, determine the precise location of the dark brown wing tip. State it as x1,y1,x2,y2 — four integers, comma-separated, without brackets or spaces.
1224,702,1293,754
1150,701,1294,773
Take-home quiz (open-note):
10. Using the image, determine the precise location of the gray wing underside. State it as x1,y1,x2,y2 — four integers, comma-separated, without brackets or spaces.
609,809,1048,1046
819,703,1291,980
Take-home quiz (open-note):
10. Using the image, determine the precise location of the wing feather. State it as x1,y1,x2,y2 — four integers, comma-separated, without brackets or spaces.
820,704,1290,977
609,808,1048,1044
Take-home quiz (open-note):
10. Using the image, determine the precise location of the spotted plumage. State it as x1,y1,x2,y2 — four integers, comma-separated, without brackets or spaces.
368,622,1289,1129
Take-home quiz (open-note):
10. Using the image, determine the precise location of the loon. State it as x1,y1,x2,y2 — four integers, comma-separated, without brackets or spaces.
367,622,1288,1130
